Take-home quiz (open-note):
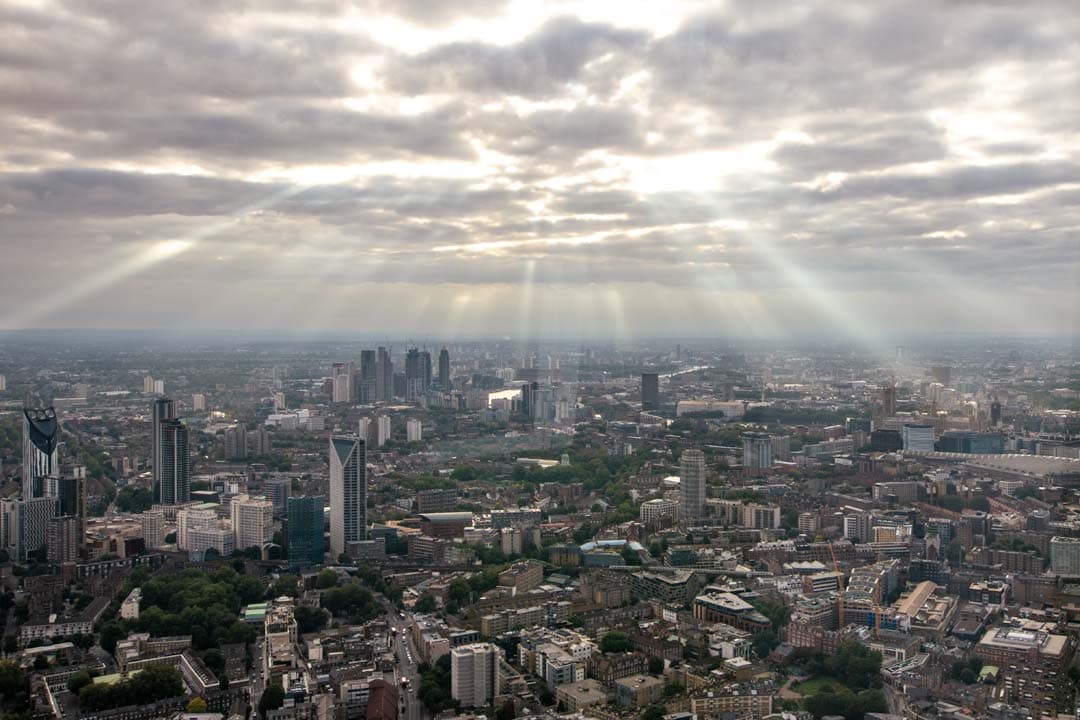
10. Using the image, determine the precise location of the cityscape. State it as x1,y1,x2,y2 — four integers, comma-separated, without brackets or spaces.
0,336,1077,720
1,2,1079,720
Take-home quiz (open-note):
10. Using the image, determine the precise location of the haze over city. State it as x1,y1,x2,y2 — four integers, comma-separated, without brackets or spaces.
1,0,1078,342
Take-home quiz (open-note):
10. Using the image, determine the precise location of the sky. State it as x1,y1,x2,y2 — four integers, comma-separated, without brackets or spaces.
0,0,1078,347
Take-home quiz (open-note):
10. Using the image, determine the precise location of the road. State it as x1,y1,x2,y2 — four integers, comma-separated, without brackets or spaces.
385,604,427,720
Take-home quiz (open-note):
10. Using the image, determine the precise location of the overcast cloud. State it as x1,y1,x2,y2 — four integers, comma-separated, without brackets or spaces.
0,0,1077,343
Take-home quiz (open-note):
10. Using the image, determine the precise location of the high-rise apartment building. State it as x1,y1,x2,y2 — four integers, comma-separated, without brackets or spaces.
640,373,659,412
22,407,59,499
376,347,392,402
406,419,422,443
141,509,167,548
360,350,377,403
451,643,499,707
741,433,773,470
1,496,57,562
882,385,897,416
152,399,190,505
438,348,451,390
329,436,367,559
264,477,291,518
287,496,325,567
46,515,80,565
844,513,874,543
231,494,273,552
0,374,6,391
376,416,390,447
224,425,247,460
274,392,287,411
405,348,432,401
332,362,354,404
679,449,706,527
192,393,206,412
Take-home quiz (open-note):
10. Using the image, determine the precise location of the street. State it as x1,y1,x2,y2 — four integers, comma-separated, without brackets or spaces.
385,604,427,720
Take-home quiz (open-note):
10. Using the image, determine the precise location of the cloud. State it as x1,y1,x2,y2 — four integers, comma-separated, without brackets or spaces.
0,0,1076,339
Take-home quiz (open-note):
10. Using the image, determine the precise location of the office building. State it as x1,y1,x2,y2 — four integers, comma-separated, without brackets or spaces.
844,513,874,543
990,399,1002,427
153,399,190,505
22,407,59,500
937,431,1005,454
680,449,706,527
640,373,659,411
376,416,390,447
406,418,422,443
231,494,273,553
416,488,458,514
287,496,325,567
451,643,498,707
975,625,1074,717
901,424,934,452
438,347,451,390
329,435,367,559
741,433,773,470
1050,536,1080,577
191,393,206,412
274,392,286,411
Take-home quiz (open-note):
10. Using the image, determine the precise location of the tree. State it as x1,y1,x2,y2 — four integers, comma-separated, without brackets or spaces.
943,540,964,563
752,630,779,659
599,631,632,654
496,700,516,720
294,606,328,634
270,574,300,598
642,705,666,720
187,698,208,713
648,656,664,675
414,593,437,614
316,569,339,589
621,545,641,565
98,621,126,655
259,684,285,718
68,671,93,694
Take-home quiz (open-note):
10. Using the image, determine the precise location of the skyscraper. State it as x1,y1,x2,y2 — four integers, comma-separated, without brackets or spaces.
22,407,59,500
741,433,773,470
405,348,432,401
376,347,392,401
329,435,367,559
360,349,377,403
990,399,1002,427
406,418,422,442
331,362,354,403
679,449,706,527
438,347,451,390
882,384,897,417
287,495,325,567
153,398,190,505
640,373,659,412
376,416,390,447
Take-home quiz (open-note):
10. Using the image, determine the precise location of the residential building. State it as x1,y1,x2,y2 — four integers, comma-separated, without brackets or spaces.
23,407,60,499
640,373,659,411
406,418,422,443
680,448,706,526
231,494,273,552
451,643,498,707
1050,536,1080,577
152,398,190,505
329,436,367,558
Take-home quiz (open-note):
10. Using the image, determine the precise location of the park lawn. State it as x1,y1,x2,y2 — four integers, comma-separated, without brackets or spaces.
793,675,844,696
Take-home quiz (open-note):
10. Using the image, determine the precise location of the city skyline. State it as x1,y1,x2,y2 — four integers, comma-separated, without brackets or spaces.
0,1,1077,343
